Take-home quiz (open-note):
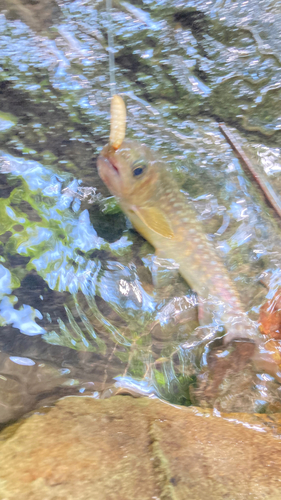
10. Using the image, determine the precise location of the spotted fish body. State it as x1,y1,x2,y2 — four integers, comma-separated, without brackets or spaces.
97,140,256,343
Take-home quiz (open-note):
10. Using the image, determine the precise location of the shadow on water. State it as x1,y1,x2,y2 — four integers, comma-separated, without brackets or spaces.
1,0,281,423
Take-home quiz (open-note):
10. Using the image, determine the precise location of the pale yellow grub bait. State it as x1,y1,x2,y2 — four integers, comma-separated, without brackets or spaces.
109,95,126,150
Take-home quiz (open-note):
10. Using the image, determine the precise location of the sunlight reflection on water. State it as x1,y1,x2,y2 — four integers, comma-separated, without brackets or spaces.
1,0,281,422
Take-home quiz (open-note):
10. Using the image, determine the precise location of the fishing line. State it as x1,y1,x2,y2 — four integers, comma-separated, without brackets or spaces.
106,0,116,97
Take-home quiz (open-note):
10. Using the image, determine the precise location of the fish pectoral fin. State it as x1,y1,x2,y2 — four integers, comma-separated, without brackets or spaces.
132,206,174,239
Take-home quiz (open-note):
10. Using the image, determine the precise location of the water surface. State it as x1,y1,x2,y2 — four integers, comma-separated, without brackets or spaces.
1,0,281,422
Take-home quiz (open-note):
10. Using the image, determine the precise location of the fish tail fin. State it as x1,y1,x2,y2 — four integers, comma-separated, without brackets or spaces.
223,316,257,344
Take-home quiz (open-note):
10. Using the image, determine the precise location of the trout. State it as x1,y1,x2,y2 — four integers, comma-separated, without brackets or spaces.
97,139,257,345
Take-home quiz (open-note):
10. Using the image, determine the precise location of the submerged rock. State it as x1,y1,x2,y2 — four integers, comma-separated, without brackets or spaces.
1,396,281,499
260,288,281,340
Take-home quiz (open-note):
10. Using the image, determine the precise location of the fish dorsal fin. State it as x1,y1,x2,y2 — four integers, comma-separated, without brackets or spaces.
132,206,174,239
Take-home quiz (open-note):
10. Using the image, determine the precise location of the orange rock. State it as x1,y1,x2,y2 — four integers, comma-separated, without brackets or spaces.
259,288,281,339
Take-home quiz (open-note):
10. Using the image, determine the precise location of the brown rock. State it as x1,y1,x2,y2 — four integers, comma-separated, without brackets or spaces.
259,288,281,339
0,0,61,32
195,340,256,410
1,396,281,499
0,353,72,423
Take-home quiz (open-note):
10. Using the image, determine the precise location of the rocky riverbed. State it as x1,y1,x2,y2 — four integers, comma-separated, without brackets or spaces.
1,395,281,500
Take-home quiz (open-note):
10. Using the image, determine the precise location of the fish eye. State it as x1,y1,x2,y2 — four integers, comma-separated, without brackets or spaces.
131,159,148,177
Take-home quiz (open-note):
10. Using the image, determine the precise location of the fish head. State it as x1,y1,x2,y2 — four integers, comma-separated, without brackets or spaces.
97,140,160,206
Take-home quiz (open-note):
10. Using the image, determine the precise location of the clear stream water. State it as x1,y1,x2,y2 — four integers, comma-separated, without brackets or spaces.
1,0,281,423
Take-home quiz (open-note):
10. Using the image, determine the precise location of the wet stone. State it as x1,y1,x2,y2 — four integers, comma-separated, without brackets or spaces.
0,0,62,32
1,396,281,499
194,340,263,412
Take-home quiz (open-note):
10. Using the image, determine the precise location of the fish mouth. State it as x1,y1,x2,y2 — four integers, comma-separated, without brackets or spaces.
97,154,122,196
108,156,120,175
98,154,119,175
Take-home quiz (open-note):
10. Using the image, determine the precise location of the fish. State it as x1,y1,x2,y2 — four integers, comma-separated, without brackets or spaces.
97,139,257,345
